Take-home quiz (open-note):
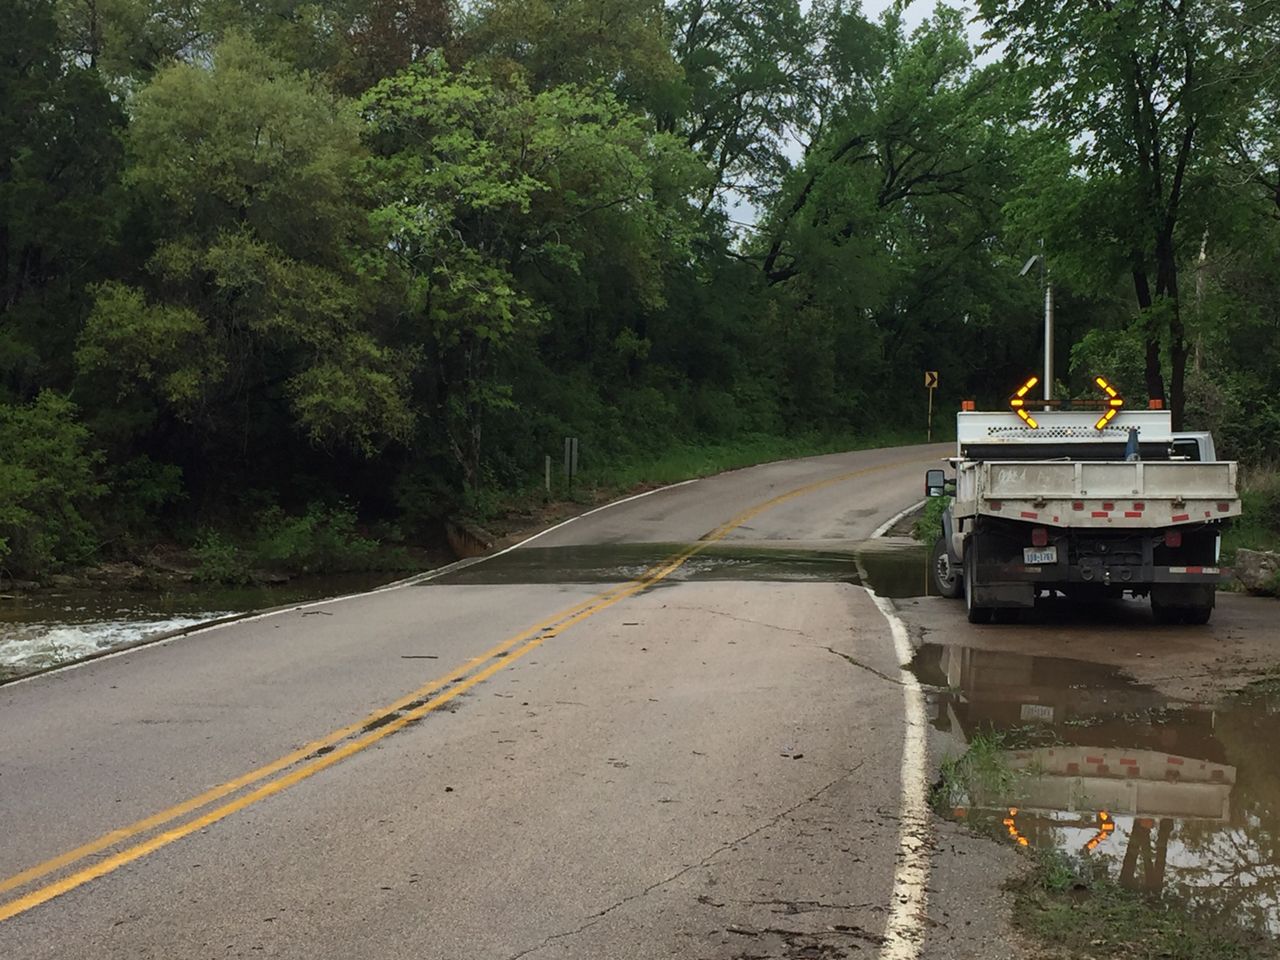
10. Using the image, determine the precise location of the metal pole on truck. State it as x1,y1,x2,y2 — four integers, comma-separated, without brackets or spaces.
1044,268,1054,411
1019,244,1053,410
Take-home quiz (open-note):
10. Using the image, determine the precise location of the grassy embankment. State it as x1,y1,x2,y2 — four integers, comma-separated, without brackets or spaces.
931,733,1272,960
1221,469,1280,596
1224,470,1280,558
485,429,926,524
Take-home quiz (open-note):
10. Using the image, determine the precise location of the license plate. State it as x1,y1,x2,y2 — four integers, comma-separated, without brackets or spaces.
1020,704,1055,722
1024,547,1057,565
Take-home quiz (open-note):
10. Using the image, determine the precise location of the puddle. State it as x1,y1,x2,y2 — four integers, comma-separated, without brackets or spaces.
429,543,865,586
917,643,1280,931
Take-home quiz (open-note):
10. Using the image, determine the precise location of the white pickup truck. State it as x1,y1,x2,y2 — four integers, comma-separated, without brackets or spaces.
927,408,1241,624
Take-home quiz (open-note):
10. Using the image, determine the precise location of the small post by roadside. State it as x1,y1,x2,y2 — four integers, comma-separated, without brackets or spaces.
924,371,939,442
544,455,551,495
563,437,579,494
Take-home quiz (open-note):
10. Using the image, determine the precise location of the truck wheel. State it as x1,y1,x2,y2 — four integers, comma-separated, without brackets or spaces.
964,549,991,624
1152,600,1212,625
930,537,963,599
1182,604,1213,625
1151,599,1180,624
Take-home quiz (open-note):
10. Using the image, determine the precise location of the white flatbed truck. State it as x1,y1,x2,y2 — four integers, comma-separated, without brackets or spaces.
927,405,1241,624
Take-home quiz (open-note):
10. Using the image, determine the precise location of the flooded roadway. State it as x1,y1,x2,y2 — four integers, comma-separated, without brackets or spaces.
0,541,938,682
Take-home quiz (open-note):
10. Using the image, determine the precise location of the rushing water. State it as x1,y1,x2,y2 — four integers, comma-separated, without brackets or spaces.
0,573,403,680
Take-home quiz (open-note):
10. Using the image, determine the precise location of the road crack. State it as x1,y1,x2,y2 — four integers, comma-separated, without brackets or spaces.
501,763,868,960
662,605,816,639
823,646,906,686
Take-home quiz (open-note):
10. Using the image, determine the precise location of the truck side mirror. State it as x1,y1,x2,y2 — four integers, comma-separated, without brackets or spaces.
925,468,947,497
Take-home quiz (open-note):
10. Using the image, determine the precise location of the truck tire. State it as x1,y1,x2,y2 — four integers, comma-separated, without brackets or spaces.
1152,599,1214,625
964,548,992,624
930,537,963,599
1183,605,1213,625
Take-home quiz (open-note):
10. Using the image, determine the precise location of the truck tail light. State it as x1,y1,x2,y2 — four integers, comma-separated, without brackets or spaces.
1031,528,1049,547
1165,530,1182,548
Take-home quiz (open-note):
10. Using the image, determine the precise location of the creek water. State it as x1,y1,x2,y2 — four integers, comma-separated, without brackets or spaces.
915,642,1280,932
0,573,400,680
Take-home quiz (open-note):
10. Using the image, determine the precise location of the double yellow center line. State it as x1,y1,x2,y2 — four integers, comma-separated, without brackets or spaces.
0,454,926,923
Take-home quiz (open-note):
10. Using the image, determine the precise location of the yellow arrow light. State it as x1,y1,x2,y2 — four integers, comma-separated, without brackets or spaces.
1092,375,1125,429
1010,376,1040,428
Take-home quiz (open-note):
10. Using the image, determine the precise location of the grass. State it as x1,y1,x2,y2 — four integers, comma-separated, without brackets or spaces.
1011,849,1272,960
473,429,928,531
930,731,1020,812
575,429,926,492
1223,468,1280,561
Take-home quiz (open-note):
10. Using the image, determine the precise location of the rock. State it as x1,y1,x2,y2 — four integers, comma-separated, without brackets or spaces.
45,574,84,588
0,579,40,592
82,562,149,590
142,553,199,575
250,570,291,585
445,520,494,559
1235,549,1280,595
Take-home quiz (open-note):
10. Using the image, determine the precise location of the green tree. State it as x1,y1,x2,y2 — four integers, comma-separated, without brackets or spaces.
1,0,124,400
744,7,1032,420
668,0,814,213
458,0,681,109
0,392,103,575
76,37,412,476
360,60,702,489
976,0,1264,429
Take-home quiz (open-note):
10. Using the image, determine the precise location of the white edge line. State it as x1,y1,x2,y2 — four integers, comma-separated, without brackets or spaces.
871,499,927,539
2,477,705,688
867,589,931,959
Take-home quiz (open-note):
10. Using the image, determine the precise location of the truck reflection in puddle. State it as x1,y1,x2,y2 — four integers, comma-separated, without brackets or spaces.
915,643,1280,931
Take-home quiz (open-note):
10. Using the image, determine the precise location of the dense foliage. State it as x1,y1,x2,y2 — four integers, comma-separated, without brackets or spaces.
2,0,1278,575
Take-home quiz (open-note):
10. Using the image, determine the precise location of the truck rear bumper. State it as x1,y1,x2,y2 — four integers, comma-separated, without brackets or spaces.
983,563,1222,585
970,565,1221,608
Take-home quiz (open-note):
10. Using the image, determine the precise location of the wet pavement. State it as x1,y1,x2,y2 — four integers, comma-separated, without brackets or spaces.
916,641,1280,933
431,538,937,598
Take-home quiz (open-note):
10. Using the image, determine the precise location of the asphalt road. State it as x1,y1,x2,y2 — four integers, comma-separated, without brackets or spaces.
0,443,947,960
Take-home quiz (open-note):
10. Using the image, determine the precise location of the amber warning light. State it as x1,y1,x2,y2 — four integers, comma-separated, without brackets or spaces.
1093,376,1125,430
1009,375,1040,428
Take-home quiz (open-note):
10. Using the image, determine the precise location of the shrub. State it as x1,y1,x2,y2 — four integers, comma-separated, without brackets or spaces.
914,496,949,544
192,530,251,583
251,502,380,574
0,393,104,576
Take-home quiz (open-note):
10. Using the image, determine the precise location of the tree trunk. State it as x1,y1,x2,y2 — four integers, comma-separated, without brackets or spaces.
1169,318,1188,431
1131,266,1166,404
1155,233,1186,431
